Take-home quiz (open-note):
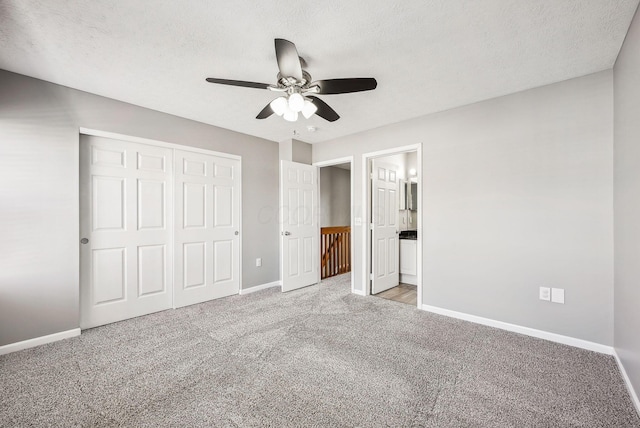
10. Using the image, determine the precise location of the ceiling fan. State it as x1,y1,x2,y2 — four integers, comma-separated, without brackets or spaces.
206,39,377,123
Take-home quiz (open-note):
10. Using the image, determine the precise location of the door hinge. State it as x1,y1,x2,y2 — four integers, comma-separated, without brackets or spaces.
370,223,374,230
369,273,374,281
370,173,374,180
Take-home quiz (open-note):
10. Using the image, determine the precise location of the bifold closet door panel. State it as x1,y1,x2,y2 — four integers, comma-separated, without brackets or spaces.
174,150,240,308
80,135,173,329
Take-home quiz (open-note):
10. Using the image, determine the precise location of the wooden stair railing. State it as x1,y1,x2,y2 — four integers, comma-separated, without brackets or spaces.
321,226,351,280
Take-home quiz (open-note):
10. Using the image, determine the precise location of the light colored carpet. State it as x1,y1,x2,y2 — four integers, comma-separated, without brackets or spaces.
1,274,638,427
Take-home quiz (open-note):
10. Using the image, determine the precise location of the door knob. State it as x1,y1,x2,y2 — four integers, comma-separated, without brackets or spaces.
234,231,239,235
80,238,89,244
283,231,291,236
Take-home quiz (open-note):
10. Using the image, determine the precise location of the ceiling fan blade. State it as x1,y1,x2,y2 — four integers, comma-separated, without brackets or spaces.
256,103,274,119
206,78,271,90
275,38,303,81
307,96,340,122
312,78,377,94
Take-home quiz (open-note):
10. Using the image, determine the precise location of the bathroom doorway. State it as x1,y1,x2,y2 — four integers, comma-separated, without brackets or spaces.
363,145,422,308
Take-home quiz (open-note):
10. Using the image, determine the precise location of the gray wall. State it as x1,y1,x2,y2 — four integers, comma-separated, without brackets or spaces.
292,139,312,165
0,69,279,347
313,71,614,345
614,5,640,404
279,139,312,164
320,166,351,227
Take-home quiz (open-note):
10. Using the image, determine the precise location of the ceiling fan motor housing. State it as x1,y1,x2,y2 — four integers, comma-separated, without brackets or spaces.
277,69,313,89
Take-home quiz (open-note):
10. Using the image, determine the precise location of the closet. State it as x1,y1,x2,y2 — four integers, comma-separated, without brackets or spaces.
79,134,240,329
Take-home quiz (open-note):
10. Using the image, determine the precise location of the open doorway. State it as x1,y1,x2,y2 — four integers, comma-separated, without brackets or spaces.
314,157,355,292
363,145,422,308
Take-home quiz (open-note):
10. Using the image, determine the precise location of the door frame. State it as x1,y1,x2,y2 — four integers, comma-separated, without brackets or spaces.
362,144,422,309
313,156,355,293
79,127,242,316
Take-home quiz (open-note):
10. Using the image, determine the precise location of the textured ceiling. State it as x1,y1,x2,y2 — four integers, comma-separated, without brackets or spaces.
1,0,638,143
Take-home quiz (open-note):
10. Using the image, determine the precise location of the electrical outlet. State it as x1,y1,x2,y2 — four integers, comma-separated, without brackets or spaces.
551,288,565,304
256,258,262,267
539,287,551,301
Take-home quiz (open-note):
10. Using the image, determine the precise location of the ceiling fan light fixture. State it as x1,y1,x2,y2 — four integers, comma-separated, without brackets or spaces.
301,99,318,119
270,97,288,116
283,110,299,122
206,39,376,124
288,92,305,112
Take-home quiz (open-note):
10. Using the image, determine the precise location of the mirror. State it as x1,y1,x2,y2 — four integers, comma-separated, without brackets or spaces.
400,181,407,210
400,180,418,212
409,181,417,212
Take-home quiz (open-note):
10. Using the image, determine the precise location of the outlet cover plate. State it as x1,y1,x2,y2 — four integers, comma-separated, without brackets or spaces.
551,288,565,304
256,258,262,267
539,287,551,301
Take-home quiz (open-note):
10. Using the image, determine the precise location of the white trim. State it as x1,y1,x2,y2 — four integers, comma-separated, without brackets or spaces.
421,304,615,355
350,158,355,294
239,280,282,295
79,128,241,160
313,156,353,168
279,160,285,290
352,289,366,297
362,144,423,159
313,156,355,294
361,153,368,296
415,145,422,308
237,157,243,299
614,351,640,416
0,329,81,356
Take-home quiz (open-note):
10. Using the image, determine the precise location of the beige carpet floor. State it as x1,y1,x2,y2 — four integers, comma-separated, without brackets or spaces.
1,274,639,427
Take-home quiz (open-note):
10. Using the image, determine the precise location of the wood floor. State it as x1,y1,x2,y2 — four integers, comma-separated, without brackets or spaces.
375,283,417,306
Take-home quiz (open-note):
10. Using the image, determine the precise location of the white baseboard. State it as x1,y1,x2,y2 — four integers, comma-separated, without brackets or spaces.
614,351,640,417
421,304,614,355
352,289,366,296
239,280,281,295
0,328,81,356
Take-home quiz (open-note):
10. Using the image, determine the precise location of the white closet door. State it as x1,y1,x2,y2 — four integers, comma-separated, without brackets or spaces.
80,135,173,329
174,150,240,308
371,160,400,294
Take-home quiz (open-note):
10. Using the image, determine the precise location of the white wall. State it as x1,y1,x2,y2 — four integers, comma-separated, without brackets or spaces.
0,70,280,347
313,71,614,345
405,152,417,177
320,166,351,227
379,153,407,179
614,5,640,405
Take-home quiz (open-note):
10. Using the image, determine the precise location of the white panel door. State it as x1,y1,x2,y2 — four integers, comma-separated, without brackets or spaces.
174,150,240,307
80,135,173,329
281,160,319,292
371,160,400,294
